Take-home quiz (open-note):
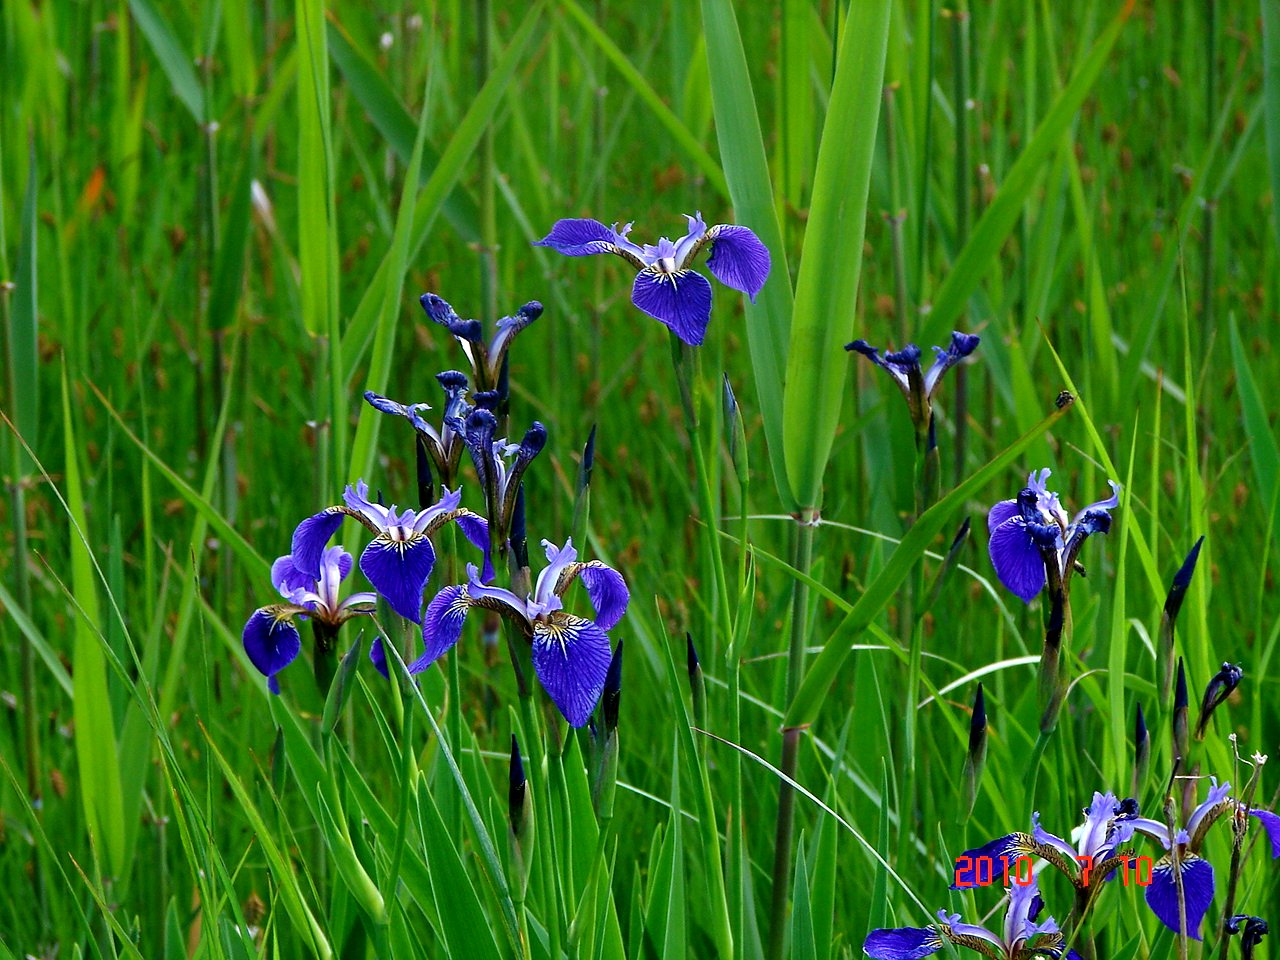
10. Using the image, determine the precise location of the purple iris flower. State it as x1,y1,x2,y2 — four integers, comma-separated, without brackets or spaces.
364,370,473,492
412,538,628,727
954,792,1140,898
846,332,980,439
1123,778,1280,939
535,212,771,347
242,546,377,693
864,875,1079,959
987,469,1120,604
289,481,491,625
420,294,541,395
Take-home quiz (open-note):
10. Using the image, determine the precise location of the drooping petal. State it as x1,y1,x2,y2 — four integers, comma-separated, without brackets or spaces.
369,636,389,679
420,292,483,341
535,218,645,267
359,534,437,623
988,517,1047,603
704,223,771,300
922,331,981,396
454,511,494,583
242,608,303,692
410,585,473,671
363,390,433,434
575,561,630,631
290,509,349,579
1031,811,1079,864
489,301,543,369
531,614,613,727
271,553,314,596
631,268,714,346
987,499,1020,533
862,926,943,959
950,833,1028,889
1145,855,1215,939
1249,808,1280,857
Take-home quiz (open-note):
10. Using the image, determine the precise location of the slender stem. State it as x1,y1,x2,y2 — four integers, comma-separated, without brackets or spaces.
767,514,817,960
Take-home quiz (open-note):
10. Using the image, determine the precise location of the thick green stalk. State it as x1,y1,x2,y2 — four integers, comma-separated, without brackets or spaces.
767,514,816,960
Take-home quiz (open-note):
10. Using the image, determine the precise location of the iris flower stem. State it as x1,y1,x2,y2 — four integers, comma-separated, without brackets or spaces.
672,336,734,655
383,670,415,912
767,514,817,960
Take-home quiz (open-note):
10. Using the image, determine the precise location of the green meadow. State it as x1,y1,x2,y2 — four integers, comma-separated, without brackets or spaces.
2,0,1279,957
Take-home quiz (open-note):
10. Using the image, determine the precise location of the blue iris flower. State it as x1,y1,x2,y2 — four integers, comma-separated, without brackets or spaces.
406,538,629,727
1123,778,1280,939
987,469,1120,603
420,294,542,396
846,332,980,439
864,875,1079,959
288,481,491,625
364,370,473,492
535,212,771,346
242,546,377,693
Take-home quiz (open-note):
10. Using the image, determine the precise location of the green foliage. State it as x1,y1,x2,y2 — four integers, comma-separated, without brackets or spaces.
1,1,1277,958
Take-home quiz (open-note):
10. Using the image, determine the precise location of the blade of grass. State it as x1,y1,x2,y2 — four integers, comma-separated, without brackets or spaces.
920,0,1133,346
781,0,890,511
701,0,796,510
127,0,205,123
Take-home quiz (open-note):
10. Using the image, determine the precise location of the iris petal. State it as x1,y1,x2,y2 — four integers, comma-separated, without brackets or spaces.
1249,809,1280,857
369,636,389,679
704,224,771,300
290,509,347,579
535,218,626,257
987,499,1019,533
359,534,437,624
577,561,630,631
411,585,472,671
631,268,714,346
531,614,613,727
1145,855,1215,939
862,926,943,959
988,517,1048,603
242,608,302,692
455,512,495,583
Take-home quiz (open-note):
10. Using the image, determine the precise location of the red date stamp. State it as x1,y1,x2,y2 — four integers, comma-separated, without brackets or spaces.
953,854,1153,888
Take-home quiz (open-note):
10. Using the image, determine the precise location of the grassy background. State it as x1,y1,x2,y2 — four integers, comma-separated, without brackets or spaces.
1,0,1278,957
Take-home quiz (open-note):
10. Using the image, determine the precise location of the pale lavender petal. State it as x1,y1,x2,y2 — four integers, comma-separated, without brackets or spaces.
290,509,347,579
532,614,613,727
271,554,313,596
705,224,771,300
670,212,708,265
631,268,714,346
359,534,437,624
987,499,1020,534
489,301,543,368
455,512,494,584
535,218,626,257
1249,809,1280,856
1031,811,1078,863
410,585,472,671
577,561,629,631
862,926,943,959
1145,855,1214,939
242,608,302,692
1186,777,1232,837
988,517,1047,603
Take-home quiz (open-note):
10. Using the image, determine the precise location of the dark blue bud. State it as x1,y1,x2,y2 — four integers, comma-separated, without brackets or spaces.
844,339,878,357
436,370,469,392
519,422,548,462
473,390,500,411
508,735,527,833
1195,661,1243,740
1165,535,1205,621
1174,658,1188,711
517,301,544,322
947,331,981,358
686,632,701,679
968,683,986,755
884,344,923,367
581,424,597,487
604,639,623,733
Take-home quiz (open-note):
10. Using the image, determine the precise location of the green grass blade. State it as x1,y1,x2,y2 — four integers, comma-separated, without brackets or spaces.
8,138,38,445
127,0,205,123
789,844,816,960
701,0,796,509
1230,316,1280,507
62,366,128,877
560,0,727,197
339,2,545,376
1265,0,1280,249
781,0,890,511
785,397,1074,727
920,3,1131,346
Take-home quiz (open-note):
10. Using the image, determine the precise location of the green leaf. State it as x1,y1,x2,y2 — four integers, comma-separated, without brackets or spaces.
781,0,890,511
8,139,38,448
1264,0,1280,250
785,398,1074,727
789,844,816,960
1230,317,1280,507
325,14,480,243
701,0,796,510
128,0,205,123
62,366,128,877
920,3,1132,346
